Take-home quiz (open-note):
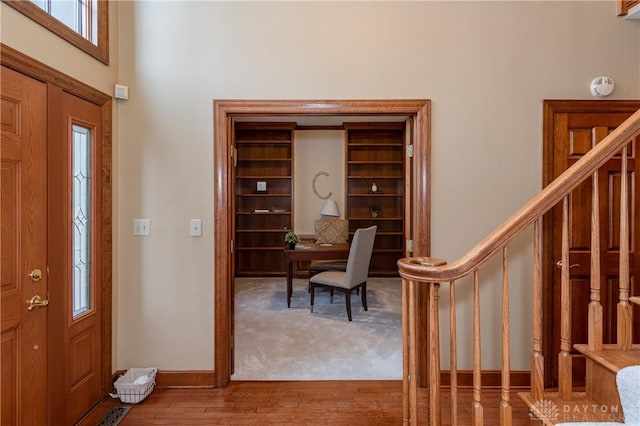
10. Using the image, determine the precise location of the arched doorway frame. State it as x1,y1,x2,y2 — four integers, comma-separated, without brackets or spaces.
213,99,431,387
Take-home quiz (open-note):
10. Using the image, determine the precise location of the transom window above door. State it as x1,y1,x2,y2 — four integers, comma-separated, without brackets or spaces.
2,0,109,64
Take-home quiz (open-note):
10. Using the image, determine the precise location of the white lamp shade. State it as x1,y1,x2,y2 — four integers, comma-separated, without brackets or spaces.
319,199,340,217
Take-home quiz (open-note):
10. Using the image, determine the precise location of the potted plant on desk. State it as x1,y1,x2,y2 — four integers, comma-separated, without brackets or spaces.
284,231,300,249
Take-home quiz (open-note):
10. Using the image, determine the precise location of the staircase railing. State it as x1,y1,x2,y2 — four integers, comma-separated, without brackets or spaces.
398,108,640,425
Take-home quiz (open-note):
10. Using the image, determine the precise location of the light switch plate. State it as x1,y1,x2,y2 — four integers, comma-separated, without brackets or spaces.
190,219,202,237
133,219,150,236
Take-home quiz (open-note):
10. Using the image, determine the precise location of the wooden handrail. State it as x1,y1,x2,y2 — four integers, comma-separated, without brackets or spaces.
401,108,639,426
398,108,640,282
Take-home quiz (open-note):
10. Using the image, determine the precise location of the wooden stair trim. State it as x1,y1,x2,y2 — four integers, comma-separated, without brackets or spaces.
574,344,640,373
519,391,624,425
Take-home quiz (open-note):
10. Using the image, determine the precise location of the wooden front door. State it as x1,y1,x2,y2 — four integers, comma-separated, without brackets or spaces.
1,66,48,425
543,100,640,387
1,65,105,425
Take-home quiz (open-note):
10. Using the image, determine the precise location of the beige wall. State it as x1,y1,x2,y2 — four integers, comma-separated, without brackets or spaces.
2,1,639,371
294,130,346,235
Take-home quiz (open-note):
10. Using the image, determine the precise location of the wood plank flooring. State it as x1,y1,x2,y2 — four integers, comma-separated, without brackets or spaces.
78,381,534,425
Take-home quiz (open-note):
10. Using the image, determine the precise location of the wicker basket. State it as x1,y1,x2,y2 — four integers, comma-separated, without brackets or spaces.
111,367,158,404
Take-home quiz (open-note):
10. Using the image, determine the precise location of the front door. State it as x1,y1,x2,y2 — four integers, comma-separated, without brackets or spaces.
1,66,49,425
1,66,105,425
543,100,640,386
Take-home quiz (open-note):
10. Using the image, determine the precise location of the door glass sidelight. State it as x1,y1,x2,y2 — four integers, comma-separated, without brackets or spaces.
72,124,91,317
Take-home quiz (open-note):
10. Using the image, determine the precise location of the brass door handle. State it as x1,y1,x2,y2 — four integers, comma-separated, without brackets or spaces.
29,269,43,282
27,295,49,311
555,261,580,269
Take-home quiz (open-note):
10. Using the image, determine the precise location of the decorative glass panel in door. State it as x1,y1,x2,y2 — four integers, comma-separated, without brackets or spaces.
72,124,91,317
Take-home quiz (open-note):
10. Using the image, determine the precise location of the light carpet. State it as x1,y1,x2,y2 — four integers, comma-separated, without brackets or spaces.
232,277,402,381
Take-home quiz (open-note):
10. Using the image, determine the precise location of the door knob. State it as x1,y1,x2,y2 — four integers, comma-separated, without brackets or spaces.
29,269,43,282
555,261,580,269
27,295,49,311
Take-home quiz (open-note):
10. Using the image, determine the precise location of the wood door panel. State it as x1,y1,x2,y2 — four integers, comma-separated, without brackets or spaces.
569,278,591,345
568,128,597,155
1,99,19,135
1,329,18,426
0,65,48,426
70,327,97,387
1,163,18,295
544,101,640,387
569,181,593,250
68,325,101,424
606,168,635,251
567,112,635,127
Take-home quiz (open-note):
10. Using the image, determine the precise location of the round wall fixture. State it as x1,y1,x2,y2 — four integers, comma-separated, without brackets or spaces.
590,76,615,98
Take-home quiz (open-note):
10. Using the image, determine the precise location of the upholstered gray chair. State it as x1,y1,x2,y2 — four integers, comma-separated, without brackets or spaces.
309,225,377,321
309,259,347,276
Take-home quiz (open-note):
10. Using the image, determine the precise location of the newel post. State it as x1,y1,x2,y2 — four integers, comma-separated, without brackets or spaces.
400,257,446,425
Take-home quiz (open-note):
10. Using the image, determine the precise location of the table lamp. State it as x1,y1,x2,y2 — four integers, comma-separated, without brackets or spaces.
319,199,340,217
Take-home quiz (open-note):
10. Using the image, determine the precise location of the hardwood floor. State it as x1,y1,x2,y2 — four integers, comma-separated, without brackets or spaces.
78,381,533,425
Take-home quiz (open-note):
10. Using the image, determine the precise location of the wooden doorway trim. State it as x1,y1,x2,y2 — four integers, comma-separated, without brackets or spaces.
213,99,431,387
0,43,113,401
541,99,640,387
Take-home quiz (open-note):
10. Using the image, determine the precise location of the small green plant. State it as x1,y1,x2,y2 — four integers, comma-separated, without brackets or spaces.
370,205,381,217
284,231,300,244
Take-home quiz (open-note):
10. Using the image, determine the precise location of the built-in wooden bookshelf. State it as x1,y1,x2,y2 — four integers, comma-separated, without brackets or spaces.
234,122,295,276
344,122,405,276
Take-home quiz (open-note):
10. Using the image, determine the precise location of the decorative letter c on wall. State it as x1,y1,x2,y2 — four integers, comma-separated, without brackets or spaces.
312,171,332,200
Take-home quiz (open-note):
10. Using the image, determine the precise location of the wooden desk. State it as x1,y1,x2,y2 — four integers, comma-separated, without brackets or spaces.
283,243,349,308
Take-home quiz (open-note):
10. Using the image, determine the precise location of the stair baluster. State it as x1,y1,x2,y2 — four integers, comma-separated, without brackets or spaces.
589,168,603,351
429,282,442,425
472,270,484,425
450,280,459,426
531,219,545,402
618,144,632,351
500,248,512,425
559,196,573,400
